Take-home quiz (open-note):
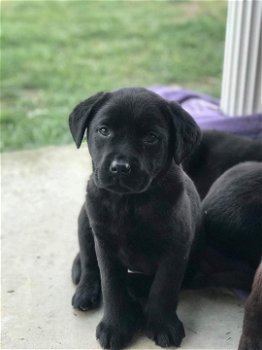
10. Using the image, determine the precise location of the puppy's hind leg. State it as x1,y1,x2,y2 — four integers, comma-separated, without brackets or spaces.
71,204,101,311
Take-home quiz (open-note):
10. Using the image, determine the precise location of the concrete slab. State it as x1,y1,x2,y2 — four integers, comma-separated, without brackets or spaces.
1,145,245,349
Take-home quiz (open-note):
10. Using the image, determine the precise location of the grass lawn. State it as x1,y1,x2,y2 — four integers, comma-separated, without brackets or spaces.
1,0,227,152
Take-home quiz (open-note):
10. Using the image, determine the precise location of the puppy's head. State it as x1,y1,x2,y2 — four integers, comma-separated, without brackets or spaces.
69,88,201,194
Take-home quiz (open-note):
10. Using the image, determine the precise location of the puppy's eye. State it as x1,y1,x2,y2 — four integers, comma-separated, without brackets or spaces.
98,127,110,136
144,132,159,144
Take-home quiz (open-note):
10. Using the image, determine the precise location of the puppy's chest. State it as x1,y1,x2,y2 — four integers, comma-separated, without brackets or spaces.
89,196,170,272
93,197,169,233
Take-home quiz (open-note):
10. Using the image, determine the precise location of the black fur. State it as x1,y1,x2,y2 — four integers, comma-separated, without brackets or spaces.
69,87,202,349
202,162,262,268
201,162,262,350
183,131,262,199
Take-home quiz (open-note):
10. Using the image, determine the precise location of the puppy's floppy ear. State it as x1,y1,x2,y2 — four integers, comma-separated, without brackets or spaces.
168,101,201,164
69,92,110,148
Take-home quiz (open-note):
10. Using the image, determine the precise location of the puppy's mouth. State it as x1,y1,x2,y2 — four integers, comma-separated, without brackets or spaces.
94,169,151,194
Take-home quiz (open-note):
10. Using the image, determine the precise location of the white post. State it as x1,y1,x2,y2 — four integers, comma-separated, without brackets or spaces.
220,0,262,116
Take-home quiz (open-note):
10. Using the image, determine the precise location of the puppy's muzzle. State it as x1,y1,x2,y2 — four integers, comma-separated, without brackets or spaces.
96,155,150,193
109,159,131,175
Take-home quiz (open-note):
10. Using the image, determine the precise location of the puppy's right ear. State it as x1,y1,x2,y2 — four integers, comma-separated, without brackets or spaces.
69,92,110,148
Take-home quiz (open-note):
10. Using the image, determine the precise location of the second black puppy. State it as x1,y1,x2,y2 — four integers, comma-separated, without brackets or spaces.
69,88,202,349
183,130,262,199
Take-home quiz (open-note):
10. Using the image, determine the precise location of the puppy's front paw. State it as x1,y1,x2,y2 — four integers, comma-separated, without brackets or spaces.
96,320,133,349
146,313,185,348
72,277,101,311
96,305,143,349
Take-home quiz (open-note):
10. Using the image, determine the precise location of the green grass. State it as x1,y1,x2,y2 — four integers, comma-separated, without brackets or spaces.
1,0,227,151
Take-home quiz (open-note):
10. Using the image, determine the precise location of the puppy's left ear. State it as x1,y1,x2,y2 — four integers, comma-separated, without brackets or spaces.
69,92,110,148
168,101,201,164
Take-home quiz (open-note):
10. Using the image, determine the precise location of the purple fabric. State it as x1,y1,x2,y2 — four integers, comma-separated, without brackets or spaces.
150,86,262,139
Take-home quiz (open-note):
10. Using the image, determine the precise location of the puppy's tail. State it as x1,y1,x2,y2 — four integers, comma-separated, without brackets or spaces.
71,253,81,285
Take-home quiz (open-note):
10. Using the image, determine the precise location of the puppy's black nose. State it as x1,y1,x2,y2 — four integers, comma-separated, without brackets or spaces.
110,159,131,174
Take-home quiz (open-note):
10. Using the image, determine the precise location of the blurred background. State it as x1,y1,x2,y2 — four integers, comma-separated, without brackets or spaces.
1,0,227,152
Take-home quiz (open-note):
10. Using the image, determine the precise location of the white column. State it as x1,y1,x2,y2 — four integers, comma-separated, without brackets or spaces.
220,0,262,116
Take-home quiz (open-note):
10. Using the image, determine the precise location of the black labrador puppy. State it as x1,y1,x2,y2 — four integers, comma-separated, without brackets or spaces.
183,131,262,199
69,87,202,349
202,162,262,350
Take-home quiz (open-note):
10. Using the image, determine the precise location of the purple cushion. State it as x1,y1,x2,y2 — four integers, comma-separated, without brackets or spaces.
150,86,262,140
